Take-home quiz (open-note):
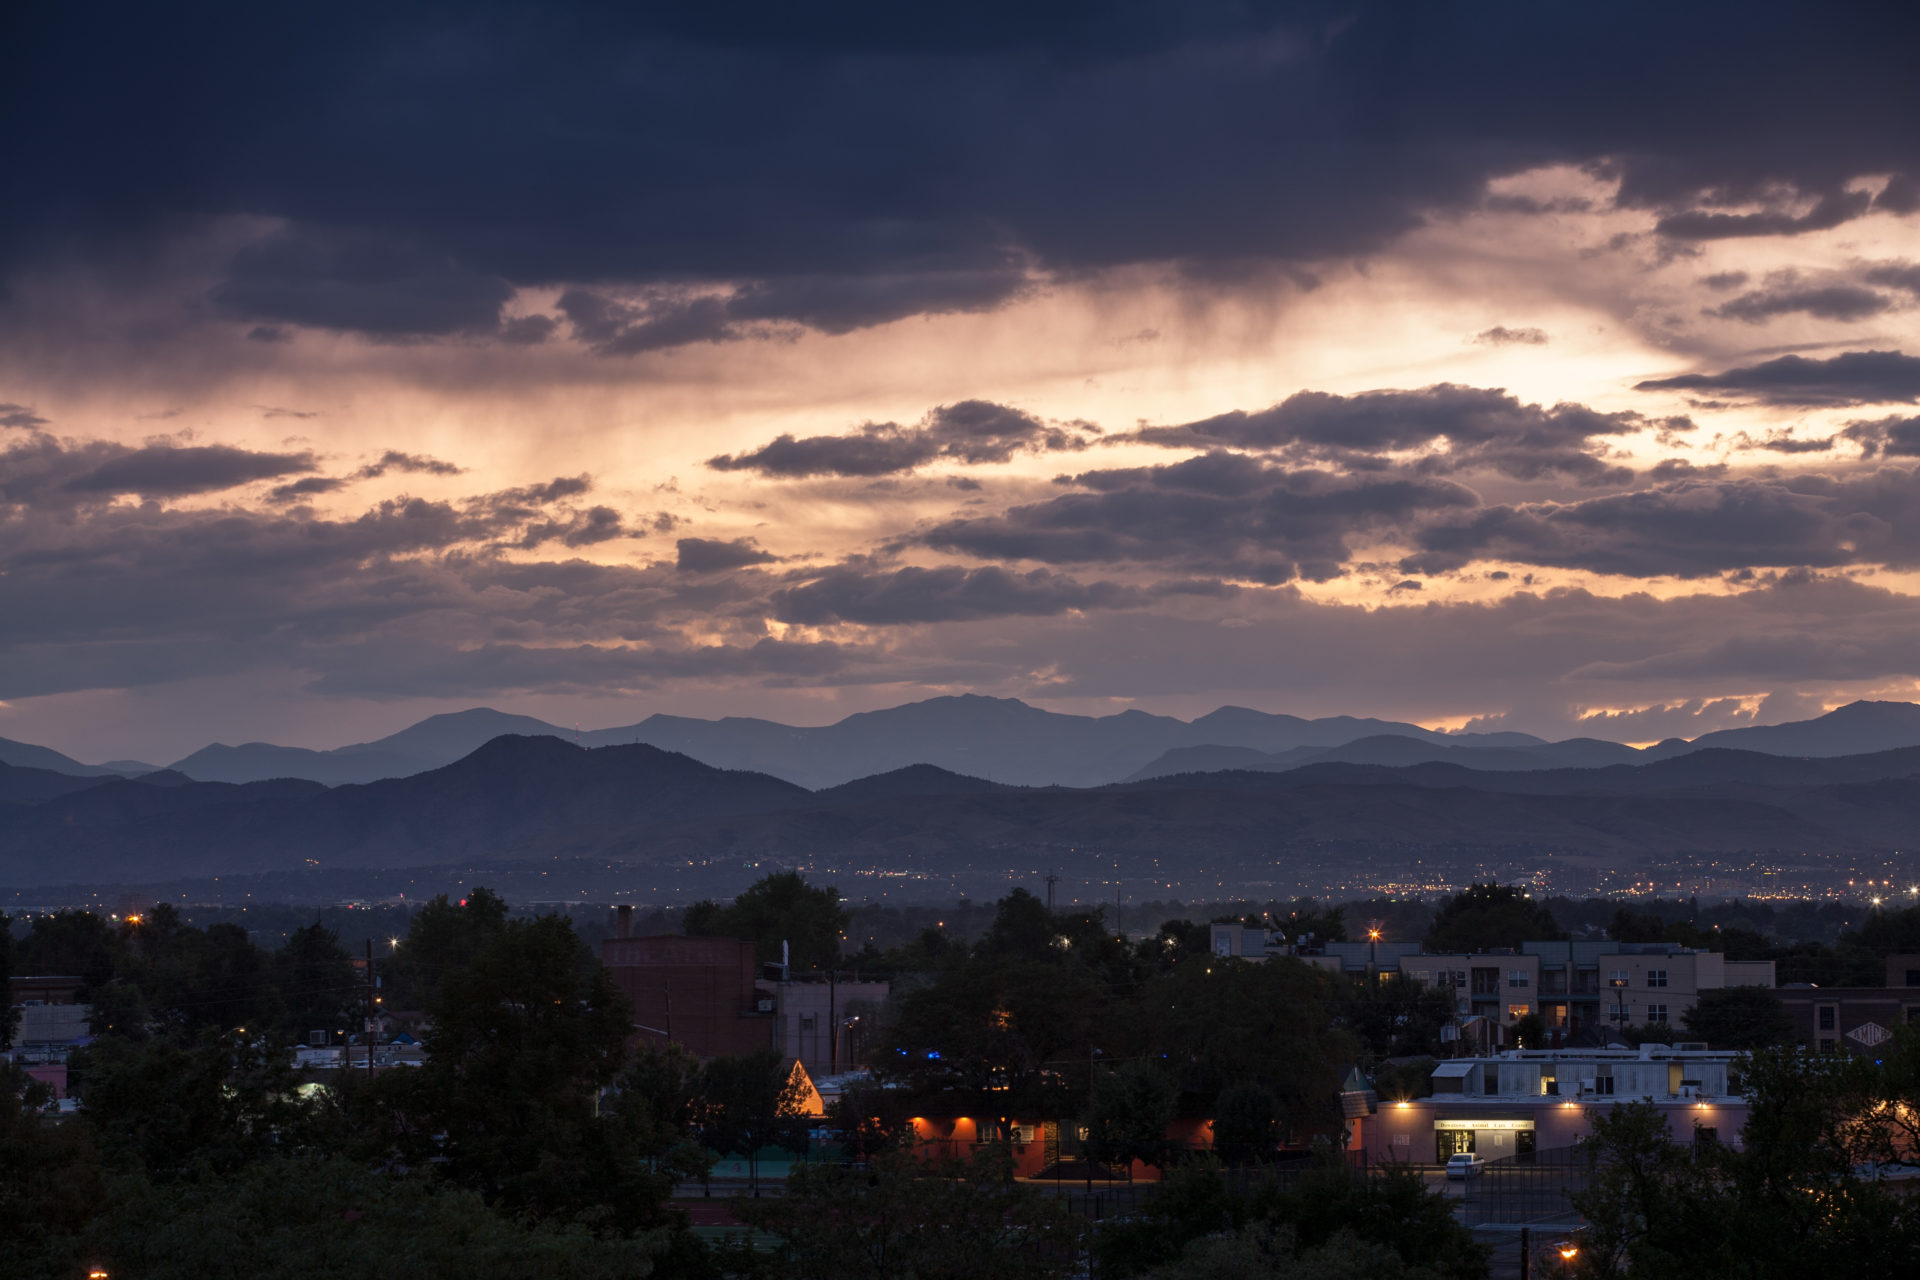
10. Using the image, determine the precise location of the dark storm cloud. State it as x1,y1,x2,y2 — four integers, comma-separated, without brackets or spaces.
1472,326,1549,346
268,476,349,503
9,439,318,500
676,537,779,573
8,3,1920,346
1841,416,1920,457
356,450,463,478
921,451,1479,583
485,475,593,512
1636,351,1920,407
1,403,49,430
556,270,1032,356
498,314,560,345
1732,432,1834,454
1709,284,1893,324
709,400,1095,478
264,450,463,503
1403,466,1920,578
770,563,1141,625
1125,385,1652,485
209,229,515,337
557,290,741,355
1861,261,1920,297
0,438,796,698
1654,189,1874,241
511,505,634,549
300,636,856,699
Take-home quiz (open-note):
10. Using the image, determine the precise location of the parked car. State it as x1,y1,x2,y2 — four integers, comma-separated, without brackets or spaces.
1444,1153,1485,1180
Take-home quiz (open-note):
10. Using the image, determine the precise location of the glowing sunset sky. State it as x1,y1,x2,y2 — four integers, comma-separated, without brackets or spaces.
6,2,1920,763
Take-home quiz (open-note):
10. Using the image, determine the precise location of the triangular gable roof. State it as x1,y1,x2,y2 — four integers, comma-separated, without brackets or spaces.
787,1059,827,1117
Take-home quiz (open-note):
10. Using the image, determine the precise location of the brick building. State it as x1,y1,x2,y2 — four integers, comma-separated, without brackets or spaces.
1776,953,1920,1054
601,934,775,1058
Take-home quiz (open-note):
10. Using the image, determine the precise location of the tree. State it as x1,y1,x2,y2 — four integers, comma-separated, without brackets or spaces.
873,951,1106,1121
606,1039,717,1205
72,1031,332,1178
1680,987,1793,1051
698,1048,809,1195
381,886,509,1010
80,1156,668,1280
1606,907,1712,949
272,921,360,1042
1141,1223,1442,1280
1371,1058,1435,1104
0,914,17,1051
1510,1011,1547,1049
737,1145,1086,1280
1568,1049,1920,1279
0,1061,104,1279
364,911,640,1225
1085,1061,1178,1172
1273,900,1349,945
977,888,1057,961
1423,884,1565,953
1270,1162,1486,1280
1136,956,1357,1145
1097,1158,1482,1280
686,871,850,971
13,909,124,995
1210,1082,1281,1164
1335,973,1458,1059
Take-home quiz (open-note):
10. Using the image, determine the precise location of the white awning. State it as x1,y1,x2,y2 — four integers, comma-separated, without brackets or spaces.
1431,1062,1475,1078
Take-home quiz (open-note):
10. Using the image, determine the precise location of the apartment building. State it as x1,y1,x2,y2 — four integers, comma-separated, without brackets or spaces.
1400,941,1775,1040
1358,1045,1747,1165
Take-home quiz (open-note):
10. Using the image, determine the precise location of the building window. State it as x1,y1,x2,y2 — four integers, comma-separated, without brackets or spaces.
1485,1071,1500,1096
1608,970,1629,985
1646,970,1668,988
1594,1071,1615,1096
1906,969,1920,988
1648,1004,1668,1024
1508,970,1530,988
1818,1005,1837,1031
1508,1004,1530,1022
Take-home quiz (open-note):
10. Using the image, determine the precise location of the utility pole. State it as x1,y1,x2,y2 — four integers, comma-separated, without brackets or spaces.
1520,1226,1531,1280
364,938,375,1075
1045,869,1058,914
663,986,674,1043
828,968,838,1076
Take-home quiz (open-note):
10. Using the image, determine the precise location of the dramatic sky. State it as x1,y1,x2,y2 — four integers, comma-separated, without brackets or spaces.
7,1,1920,763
